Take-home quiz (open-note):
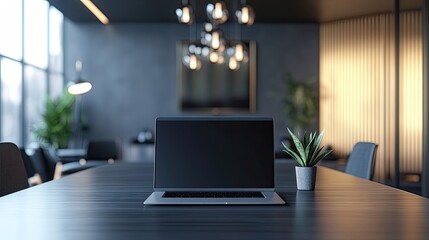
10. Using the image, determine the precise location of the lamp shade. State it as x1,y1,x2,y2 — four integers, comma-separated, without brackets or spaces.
68,60,92,95
67,79,92,95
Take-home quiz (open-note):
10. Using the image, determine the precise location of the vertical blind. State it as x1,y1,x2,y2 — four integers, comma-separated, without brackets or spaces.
320,11,422,181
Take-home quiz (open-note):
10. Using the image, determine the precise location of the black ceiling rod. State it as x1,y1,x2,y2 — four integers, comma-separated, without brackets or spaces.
394,0,400,188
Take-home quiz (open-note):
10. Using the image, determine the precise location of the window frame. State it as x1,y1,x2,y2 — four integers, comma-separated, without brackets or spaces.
0,0,64,147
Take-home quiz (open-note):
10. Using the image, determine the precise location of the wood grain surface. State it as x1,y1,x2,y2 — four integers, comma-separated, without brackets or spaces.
0,159,428,240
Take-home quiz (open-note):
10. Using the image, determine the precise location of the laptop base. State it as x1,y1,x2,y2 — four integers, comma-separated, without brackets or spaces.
144,191,286,205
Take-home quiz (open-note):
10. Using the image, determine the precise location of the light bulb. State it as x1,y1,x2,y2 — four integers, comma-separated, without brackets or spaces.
176,8,182,17
202,47,210,56
189,55,197,69
242,7,249,23
212,31,220,49
209,52,219,63
182,6,190,23
229,56,240,70
188,44,196,53
217,56,225,64
75,60,82,72
188,54,201,70
176,3,193,24
218,42,225,53
205,32,212,42
213,2,223,19
236,4,254,26
235,43,244,61
206,1,228,24
183,55,190,65
204,22,213,32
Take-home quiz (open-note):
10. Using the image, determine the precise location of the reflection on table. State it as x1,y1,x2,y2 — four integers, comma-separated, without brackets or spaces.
0,160,429,239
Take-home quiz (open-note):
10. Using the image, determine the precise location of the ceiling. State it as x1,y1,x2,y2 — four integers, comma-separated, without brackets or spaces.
47,0,421,24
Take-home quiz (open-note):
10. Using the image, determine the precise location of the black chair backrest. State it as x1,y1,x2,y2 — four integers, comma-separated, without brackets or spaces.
345,142,378,180
0,142,29,197
26,148,56,182
41,147,59,180
26,148,49,182
20,148,36,178
86,140,119,160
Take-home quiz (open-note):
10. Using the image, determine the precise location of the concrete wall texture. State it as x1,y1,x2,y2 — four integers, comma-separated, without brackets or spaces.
64,21,319,158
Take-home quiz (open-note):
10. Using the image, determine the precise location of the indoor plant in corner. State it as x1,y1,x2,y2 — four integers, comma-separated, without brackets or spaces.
33,91,75,149
283,128,332,191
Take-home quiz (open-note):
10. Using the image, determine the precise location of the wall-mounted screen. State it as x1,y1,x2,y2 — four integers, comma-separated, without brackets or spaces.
178,40,256,113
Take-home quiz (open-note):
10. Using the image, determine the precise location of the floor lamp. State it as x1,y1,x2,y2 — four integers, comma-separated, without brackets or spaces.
67,60,92,148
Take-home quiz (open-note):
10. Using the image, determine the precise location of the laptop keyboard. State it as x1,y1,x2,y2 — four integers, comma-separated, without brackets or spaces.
162,192,265,198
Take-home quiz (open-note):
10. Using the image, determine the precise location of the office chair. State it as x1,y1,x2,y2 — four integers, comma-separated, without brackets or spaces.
20,148,42,186
345,142,378,180
20,148,36,178
0,142,29,197
54,139,119,179
26,147,57,182
85,140,119,161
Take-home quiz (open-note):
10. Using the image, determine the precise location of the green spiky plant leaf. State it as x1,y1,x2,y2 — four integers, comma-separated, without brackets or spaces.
282,128,333,167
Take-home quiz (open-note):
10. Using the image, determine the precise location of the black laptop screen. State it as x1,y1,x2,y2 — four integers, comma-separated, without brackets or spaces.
154,117,274,189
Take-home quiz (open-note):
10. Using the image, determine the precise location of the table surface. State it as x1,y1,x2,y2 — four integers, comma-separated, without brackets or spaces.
1,160,429,240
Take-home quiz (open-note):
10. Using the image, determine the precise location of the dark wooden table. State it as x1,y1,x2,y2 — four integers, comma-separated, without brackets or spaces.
1,160,429,240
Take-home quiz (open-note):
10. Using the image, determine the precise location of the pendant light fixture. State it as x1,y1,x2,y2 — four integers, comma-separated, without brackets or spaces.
235,0,255,26
176,0,193,24
178,0,202,71
206,1,228,24
67,61,92,95
176,0,254,71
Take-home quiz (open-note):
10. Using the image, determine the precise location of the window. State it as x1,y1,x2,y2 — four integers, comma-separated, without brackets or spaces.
49,6,64,74
49,6,64,99
1,59,22,144
24,0,49,69
50,73,64,99
25,66,47,144
0,0,23,60
0,0,64,147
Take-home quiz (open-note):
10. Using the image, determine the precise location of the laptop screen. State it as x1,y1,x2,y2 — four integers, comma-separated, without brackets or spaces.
154,117,274,189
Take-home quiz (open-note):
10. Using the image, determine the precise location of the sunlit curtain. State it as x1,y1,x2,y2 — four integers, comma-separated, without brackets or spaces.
320,11,422,181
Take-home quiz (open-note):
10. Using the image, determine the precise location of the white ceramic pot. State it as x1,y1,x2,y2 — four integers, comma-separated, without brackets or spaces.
295,166,317,191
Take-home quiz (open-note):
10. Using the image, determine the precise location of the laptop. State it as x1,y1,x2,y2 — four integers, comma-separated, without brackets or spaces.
144,117,285,205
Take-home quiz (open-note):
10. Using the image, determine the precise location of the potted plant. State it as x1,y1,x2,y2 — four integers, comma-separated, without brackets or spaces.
271,73,318,158
281,73,317,133
282,128,332,190
32,92,75,149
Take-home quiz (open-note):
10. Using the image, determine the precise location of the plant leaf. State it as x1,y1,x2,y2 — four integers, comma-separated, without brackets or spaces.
306,131,318,164
287,128,307,165
304,133,315,164
32,90,75,149
284,128,332,167
310,148,333,166
314,129,326,153
282,142,305,167
283,149,305,167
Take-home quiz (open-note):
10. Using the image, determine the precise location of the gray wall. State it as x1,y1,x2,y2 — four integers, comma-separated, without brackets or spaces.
64,21,319,156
